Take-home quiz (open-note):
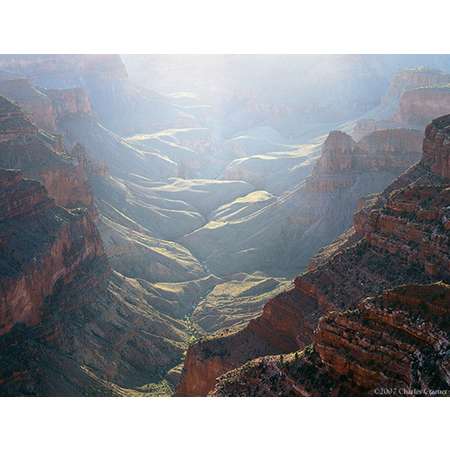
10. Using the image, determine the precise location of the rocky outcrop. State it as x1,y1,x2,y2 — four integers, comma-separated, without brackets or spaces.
0,95,36,142
0,95,94,209
177,115,450,396
395,86,450,128
384,68,450,102
353,68,450,138
355,184,449,279
0,117,192,395
0,78,56,131
0,169,103,335
0,77,94,133
0,164,191,395
304,129,422,193
422,115,450,178
211,283,450,396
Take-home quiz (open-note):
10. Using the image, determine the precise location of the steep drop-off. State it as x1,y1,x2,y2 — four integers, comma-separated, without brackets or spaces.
211,283,450,396
177,115,450,395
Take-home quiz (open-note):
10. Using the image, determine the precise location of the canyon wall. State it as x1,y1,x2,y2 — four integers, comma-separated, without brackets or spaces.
0,78,56,131
177,115,450,396
0,95,94,209
395,87,450,128
211,283,450,396
0,169,103,335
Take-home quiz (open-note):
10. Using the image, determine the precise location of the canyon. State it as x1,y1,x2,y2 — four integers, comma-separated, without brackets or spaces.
178,114,450,396
0,54,449,396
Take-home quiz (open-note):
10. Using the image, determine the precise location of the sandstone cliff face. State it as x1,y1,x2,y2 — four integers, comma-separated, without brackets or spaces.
0,79,56,131
211,283,450,396
0,169,103,335
305,129,422,193
384,68,450,101
353,68,450,139
0,95,36,142
395,87,450,128
0,77,94,133
422,115,450,178
0,116,192,394
177,115,450,396
0,166,190,395
0,95,94,209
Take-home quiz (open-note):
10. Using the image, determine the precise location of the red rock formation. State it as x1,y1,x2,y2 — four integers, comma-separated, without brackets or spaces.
422,115,450,178
0,169,104,335
357,128,423,169
211,283,450,396
0,95,94,209
354,68,450,138
395,87,450,127
0,95,36,142
177,115,450,396
384,68,450,101
313,131,362,173
304,128,422,193
0,78,56,131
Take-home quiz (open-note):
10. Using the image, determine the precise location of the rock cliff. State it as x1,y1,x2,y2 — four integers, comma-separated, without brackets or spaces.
384,68,450,101
211,283,450,396
305,129,422,192
177,115,450,396
395,86,450,128
0,95,94,209
0,96,190,396
0,78,56,131
0,169,103,335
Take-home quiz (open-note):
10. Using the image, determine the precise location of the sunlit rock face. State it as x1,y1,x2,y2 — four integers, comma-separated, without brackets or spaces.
177,115,450,396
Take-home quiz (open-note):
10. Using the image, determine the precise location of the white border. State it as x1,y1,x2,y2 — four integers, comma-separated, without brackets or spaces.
0,397,448,449
0,1,449,448
0,0,449,53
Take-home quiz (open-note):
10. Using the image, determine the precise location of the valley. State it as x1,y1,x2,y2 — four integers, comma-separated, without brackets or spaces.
0,54,449,396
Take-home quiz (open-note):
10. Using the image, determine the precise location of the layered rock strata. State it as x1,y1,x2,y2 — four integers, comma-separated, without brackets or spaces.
0,169,103,335
177,115,450,396
211,283,450,396
0,95,93,209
